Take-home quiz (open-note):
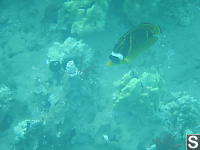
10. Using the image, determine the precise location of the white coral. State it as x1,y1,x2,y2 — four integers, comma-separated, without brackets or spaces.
47,37,94,70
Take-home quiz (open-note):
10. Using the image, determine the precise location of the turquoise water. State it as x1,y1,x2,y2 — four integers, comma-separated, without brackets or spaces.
0,0,200,150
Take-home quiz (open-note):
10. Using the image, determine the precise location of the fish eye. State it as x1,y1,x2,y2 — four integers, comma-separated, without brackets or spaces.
109,55,120,64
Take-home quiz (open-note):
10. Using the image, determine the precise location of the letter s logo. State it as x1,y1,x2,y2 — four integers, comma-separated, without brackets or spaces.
188,135,198,149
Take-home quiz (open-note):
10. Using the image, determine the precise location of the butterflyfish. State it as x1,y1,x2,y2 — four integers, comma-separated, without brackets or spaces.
107,23,161,66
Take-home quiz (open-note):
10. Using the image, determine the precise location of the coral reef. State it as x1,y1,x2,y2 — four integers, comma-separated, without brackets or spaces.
113,71,163,116
147,131,181,150
58,0,110,36
111,70,200,149
0,0,199,150
9,34,101,149
111,71,165,149
160,92,200,135
47,37,94,73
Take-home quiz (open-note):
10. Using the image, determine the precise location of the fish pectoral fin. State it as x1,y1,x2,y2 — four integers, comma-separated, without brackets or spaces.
106,61,113,66
122,58,129,64
125,58,129,62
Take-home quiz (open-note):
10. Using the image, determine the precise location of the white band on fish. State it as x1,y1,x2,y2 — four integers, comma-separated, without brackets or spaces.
111,52,124,60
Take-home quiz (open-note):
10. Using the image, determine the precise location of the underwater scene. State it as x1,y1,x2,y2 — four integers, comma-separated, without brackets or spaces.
1,0,200,150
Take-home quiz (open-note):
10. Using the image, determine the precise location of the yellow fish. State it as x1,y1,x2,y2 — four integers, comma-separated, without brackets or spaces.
107,23,161,66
